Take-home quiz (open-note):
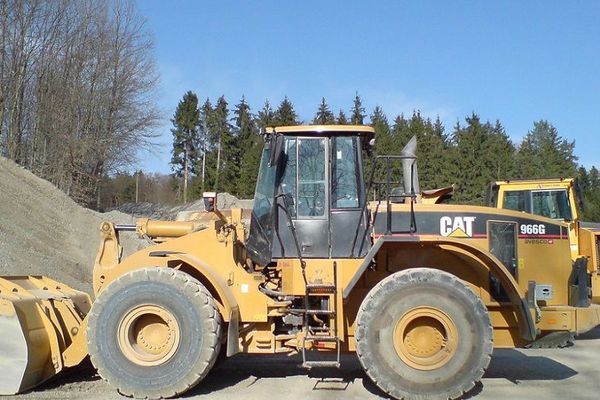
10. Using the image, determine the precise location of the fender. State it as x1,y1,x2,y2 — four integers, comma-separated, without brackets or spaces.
343,236,536,341
163,252,240,357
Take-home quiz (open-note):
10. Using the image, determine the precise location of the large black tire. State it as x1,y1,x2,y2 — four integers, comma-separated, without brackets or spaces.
355,268,492,400
87,268,222,399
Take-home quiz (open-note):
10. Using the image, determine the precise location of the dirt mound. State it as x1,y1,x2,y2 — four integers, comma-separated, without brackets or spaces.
115,201,173,220
0,157,143,294
116,193,254,220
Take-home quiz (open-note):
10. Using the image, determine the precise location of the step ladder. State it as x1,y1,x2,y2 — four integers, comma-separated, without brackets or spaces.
300,262,340,369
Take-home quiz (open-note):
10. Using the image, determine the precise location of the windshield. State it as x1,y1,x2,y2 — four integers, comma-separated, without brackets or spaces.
246,147,276,265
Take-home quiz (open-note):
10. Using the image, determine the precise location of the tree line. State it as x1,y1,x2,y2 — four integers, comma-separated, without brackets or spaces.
163,91,599,221
0,1,597,220
0,0,159,208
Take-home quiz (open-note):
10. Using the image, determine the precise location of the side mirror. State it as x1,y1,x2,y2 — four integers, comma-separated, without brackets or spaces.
268,134,285,168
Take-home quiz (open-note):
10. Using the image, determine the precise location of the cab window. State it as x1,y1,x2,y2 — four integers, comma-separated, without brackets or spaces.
532,190,572,220
503,190,528,212
280,137,327,218
297,138,327,217
332,137,361,209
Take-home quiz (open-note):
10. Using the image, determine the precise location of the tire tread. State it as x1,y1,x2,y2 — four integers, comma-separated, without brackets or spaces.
87,267,222,399
355,268,493,400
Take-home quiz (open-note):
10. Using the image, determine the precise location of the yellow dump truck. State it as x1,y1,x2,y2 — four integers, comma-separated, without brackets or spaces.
1,126,599,400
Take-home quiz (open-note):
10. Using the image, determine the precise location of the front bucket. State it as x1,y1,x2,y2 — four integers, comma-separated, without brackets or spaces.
0,300,29,394
0,276,91,395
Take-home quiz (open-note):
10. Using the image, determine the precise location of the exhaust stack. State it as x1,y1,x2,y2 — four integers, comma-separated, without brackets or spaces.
401,136,420,196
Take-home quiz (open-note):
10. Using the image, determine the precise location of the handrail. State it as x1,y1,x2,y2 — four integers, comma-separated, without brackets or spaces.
349,155,418,257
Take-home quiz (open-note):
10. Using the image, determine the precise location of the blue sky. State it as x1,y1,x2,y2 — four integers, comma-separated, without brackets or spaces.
135,0,600,173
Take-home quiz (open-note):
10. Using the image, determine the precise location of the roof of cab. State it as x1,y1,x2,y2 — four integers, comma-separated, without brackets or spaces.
265,125,375,136
494,177,574,186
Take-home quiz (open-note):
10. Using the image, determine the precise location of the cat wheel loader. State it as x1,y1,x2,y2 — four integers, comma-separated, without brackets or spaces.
1,125,600,400
489,177,600,327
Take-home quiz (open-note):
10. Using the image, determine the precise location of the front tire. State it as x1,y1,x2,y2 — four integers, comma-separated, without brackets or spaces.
355,268,492,400
87,268,222,399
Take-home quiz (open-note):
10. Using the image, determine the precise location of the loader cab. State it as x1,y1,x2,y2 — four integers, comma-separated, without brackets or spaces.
246,125,374,265
488,178,582,223
488,178,585,259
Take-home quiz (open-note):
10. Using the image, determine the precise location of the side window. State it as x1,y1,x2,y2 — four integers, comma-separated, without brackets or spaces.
503,190,528,212
332,137,360,208
297,138,327,218
532,190,572,220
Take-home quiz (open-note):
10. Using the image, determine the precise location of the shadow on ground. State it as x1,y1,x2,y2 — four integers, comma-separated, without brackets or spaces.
184,353,389,398
25,328,600,399
188,343,582,399
22,359,101,394
577,326,600,340
484,349,577,382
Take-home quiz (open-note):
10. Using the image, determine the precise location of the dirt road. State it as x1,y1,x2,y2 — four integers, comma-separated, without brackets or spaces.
11,326,600,400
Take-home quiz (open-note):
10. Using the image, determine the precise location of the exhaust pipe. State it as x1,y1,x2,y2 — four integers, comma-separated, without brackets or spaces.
400,136,420,196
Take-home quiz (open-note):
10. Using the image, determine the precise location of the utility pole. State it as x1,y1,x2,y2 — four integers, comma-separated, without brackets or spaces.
135,170,140,203
201,119,207,192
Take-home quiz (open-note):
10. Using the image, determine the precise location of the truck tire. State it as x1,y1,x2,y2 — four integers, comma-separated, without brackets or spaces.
87,268,222,399
355,268,492,400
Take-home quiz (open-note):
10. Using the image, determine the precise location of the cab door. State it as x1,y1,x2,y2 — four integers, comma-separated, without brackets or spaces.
273,136,330,258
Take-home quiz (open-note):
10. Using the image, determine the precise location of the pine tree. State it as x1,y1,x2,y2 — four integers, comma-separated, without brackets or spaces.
515,120,577,179
579,166,600,221
257,100,275,129
274,97,299,126
450,114,514,204
369,106,394,188
199,98,215,193
350,92,366,125
210,96,235,192
406,112,451,191
313,97,336,124
337,110,348,124
170,91,200,203
234,96,262,197
391,114,411,149
485,120,515,181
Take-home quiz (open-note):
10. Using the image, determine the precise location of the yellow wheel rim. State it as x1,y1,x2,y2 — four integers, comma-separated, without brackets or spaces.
393,306,458,371
117,304,180,366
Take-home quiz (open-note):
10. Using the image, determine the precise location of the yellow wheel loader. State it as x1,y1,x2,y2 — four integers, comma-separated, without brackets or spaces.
2,125,600,400
490,177,600,305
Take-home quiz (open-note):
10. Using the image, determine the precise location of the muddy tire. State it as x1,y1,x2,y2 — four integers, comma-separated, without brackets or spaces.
87,268,222,399
355,268,492,400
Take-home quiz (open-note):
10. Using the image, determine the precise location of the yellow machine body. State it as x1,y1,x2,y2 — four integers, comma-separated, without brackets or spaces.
2,125,600,398
491,177,600,303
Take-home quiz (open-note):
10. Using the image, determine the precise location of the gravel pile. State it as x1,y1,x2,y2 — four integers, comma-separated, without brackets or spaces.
0,157,143,294
115,192,254,220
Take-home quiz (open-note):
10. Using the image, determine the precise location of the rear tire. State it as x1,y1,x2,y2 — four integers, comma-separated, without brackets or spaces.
87,268,222,399
355,268,492,400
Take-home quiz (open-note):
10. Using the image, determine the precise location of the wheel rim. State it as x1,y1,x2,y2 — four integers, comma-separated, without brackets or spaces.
393,306,458,371
117,304,181,366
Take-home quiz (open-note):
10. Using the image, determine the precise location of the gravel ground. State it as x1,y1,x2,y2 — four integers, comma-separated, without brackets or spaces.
8,327,600,400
